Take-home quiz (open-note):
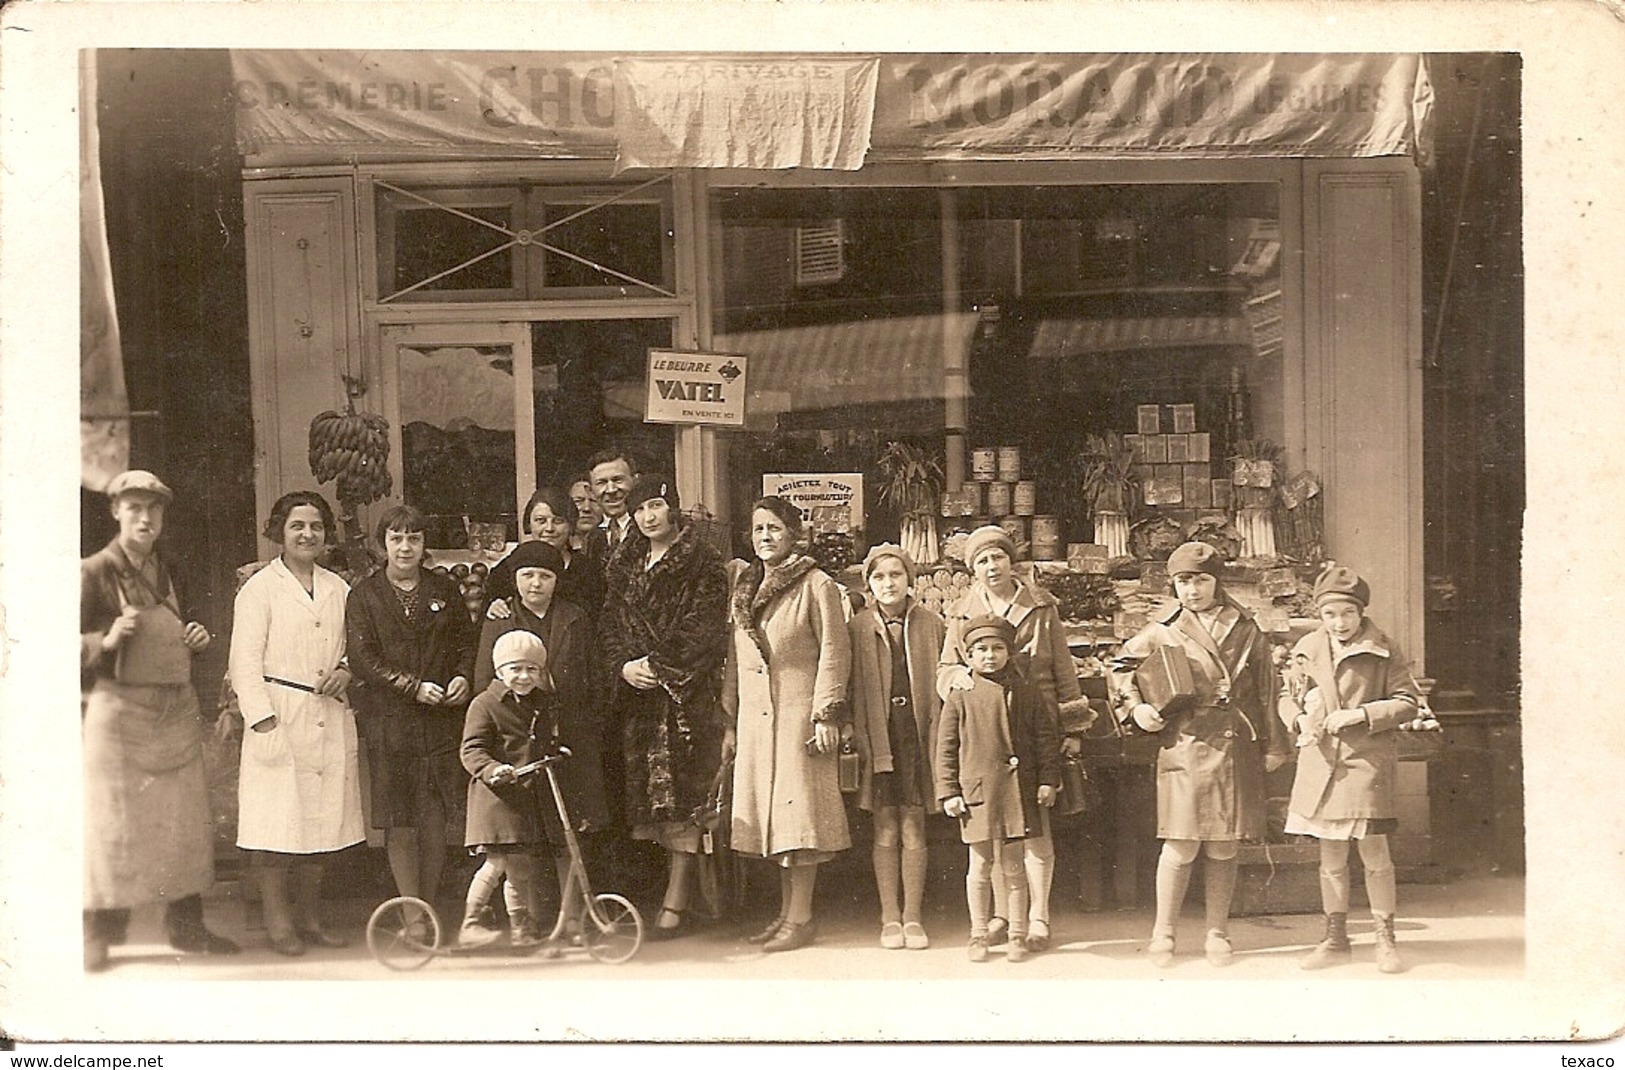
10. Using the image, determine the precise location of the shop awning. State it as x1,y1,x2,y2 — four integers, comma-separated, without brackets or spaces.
714,313,980,413
230,52,1433,168
1027,315,1252,361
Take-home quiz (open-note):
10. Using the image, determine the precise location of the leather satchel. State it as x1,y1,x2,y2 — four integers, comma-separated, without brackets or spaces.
1134,644,1198,716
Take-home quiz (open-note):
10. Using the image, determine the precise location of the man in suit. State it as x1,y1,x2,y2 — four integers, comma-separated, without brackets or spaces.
582,448,640,570
578,447,649,894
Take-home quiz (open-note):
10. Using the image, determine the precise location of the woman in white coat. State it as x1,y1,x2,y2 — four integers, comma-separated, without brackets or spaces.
229,491,364,956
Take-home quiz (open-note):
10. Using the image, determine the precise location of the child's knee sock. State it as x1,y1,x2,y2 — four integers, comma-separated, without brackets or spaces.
1023,832,1055,931
989,838,1009,922
1318,838,1352,914
1153,840,1198,938
1202,847,1238,935
467,860,503,911
872,842,902,924
900,847,928,925
1357,835,1397,916
1003,843,1029,940
966,844,994,937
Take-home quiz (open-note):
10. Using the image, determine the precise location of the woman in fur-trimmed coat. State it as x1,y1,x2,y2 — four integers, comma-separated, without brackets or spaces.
601,476,730,937
723,496,853,953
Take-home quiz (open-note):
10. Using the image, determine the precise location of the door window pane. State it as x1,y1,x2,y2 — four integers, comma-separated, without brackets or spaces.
530,318,676,488
398,342,518,547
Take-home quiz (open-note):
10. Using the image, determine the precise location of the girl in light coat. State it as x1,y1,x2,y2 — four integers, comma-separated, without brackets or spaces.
1282,563,1419,974
229,491,363,956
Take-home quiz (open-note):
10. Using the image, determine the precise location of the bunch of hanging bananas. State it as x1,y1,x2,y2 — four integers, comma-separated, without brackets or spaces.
308,408,392,505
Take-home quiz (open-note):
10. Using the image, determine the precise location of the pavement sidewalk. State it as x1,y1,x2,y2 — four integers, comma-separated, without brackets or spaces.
92,871,1523,983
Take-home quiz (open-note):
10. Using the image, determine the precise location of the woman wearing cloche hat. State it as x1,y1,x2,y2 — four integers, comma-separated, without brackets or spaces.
1110,540,1291,969
1280,562,1421,974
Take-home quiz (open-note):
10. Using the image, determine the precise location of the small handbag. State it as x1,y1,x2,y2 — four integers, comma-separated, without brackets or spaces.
1055,754,1088,816
837,740,861,794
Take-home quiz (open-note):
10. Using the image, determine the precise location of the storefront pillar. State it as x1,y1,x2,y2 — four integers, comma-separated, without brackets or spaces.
940,188,967,487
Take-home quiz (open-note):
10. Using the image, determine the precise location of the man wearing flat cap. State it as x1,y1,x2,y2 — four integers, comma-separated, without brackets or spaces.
80,471,238,970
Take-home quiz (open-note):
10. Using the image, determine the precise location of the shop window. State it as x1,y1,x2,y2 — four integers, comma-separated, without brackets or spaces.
711,181,1285,574
374,178,676,303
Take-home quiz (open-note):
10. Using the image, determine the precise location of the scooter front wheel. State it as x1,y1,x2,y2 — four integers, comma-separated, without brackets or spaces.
582,894,643,964
366,896,441,971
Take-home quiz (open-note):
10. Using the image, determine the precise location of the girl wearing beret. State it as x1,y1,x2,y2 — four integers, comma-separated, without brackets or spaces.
1112,540,1291,967
848,544,945,950
1281,563,1419,974
937,525,1092,955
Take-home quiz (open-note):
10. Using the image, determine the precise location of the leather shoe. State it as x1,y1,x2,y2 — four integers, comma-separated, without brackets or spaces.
84,936,111,973
267,929,306,957
295,925,349,949
762,918,816,953
745,914,787,945
648,907,694,942
169,926,243,955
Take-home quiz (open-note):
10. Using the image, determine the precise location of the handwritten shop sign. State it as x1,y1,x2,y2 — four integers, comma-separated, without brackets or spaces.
643,349,747,427
761,474,865,536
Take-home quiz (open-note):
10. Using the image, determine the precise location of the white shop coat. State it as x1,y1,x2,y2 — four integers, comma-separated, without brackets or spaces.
229,557,363,853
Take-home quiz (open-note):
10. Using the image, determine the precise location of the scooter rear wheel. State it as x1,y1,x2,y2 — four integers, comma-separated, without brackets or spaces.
582,894,643,964
366,896,441,971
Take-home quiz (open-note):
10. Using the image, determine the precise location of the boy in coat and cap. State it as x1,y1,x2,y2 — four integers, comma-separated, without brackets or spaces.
935,615,1061,964
1281,563,1420,974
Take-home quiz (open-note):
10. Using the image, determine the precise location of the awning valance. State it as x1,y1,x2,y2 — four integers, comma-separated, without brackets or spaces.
1028,315,1252,361
231,52,1432,168
714,313,979,413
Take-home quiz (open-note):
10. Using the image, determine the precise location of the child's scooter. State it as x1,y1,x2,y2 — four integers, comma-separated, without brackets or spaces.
365,747,644,970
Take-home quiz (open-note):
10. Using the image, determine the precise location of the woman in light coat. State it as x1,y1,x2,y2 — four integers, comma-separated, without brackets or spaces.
229,491,364,956
724,496,852,953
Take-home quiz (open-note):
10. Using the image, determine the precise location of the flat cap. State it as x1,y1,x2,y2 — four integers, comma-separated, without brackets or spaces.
106,470,173,503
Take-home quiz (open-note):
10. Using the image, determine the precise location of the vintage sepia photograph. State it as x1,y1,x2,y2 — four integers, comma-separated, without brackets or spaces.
1,0,1621,1049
